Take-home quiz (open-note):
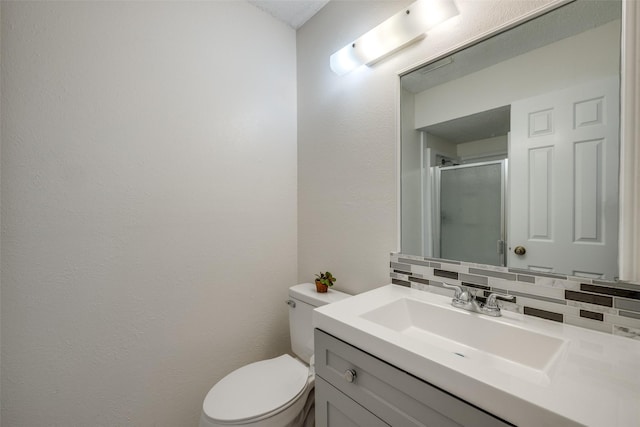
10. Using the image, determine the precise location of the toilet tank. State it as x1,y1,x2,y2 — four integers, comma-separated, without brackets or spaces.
288,283,350,363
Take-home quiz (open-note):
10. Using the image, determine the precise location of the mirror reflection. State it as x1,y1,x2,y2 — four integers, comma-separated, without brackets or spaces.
400,0,621,279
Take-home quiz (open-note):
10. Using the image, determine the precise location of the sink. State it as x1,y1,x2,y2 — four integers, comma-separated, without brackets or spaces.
360,297,566,382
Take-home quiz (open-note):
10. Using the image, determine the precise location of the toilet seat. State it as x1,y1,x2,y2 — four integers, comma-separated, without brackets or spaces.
202,354,310,424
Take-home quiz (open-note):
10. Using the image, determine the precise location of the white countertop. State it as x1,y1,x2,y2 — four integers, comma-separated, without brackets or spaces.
313,284,640,427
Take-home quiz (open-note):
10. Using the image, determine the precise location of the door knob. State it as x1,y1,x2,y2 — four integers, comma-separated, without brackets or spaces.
514,246,526,255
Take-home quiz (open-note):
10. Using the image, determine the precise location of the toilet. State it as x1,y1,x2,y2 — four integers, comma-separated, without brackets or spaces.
199,283,350,427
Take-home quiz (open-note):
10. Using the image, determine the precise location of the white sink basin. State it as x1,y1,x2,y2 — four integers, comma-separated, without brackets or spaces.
360,297,566,382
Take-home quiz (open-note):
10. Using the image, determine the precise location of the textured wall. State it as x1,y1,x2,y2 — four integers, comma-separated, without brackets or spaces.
297,0,558,296
0,4,2,427
1,2,296,426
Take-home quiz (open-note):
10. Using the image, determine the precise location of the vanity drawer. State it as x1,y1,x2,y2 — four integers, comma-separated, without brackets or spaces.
316,376,389,427
315,329,514,427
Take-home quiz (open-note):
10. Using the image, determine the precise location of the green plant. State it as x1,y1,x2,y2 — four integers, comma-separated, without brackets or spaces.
315,271,337,287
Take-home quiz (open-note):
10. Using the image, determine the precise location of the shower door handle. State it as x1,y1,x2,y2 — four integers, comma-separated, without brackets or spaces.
497,240,505,254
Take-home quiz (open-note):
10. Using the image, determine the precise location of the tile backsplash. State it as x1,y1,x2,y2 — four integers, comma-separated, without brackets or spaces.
390,253,640,341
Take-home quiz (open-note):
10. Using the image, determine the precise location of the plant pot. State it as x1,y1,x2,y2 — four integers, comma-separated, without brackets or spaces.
315,280,328,293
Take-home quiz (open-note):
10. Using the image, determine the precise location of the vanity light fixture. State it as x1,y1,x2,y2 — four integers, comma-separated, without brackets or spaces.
329,0,459,76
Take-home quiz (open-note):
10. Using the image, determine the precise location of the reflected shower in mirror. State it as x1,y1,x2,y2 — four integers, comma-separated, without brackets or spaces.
400,0,621,279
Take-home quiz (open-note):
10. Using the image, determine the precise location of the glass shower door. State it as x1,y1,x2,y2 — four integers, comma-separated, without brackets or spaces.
437,160,506,266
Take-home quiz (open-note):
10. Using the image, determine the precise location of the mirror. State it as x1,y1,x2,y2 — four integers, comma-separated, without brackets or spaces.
400,0,622,280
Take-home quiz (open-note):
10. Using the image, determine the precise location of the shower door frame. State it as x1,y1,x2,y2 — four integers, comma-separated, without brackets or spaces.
433,159,508,266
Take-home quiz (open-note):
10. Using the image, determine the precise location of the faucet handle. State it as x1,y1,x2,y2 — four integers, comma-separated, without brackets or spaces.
484,292,514,310
442,282,463,299
443,283,474,303
480,292,514,317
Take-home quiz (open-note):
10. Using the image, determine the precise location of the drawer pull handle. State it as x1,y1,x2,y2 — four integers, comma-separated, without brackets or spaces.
343,369,357,383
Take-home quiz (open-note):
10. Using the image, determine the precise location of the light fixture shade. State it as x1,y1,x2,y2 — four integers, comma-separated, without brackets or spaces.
330,0,459,76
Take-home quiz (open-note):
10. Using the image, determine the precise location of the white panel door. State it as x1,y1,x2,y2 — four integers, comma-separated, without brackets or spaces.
508,77,619,279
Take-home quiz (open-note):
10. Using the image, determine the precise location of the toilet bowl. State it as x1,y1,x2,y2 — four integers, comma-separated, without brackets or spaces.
199,283,350,427
200,355,314,427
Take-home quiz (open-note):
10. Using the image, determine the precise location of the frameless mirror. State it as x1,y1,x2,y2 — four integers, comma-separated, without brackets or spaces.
400,0,622,279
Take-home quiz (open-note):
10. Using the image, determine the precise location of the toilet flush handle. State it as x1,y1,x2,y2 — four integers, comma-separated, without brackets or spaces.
285,299,296,308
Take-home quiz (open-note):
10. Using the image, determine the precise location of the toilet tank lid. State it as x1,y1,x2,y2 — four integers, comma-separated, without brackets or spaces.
202,354,309,423
289,283,350,307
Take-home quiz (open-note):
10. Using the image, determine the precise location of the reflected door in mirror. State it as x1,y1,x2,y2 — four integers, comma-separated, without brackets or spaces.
508,77,619,279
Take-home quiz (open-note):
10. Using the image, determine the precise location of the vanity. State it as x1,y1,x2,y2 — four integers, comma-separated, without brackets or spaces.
313,285,640,426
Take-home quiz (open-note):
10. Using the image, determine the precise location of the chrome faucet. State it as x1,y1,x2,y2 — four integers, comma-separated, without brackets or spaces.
442,283,514,317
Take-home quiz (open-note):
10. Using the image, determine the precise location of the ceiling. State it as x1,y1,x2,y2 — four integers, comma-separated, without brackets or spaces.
247,0,330,29
422,106,511,144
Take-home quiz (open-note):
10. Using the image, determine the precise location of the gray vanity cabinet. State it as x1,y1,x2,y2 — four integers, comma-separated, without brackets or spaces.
314,329,514,427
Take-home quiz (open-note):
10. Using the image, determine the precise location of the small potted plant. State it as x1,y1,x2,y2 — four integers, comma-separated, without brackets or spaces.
314,271,336,293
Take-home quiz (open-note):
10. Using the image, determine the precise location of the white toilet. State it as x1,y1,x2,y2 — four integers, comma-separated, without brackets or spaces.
199,283,350,427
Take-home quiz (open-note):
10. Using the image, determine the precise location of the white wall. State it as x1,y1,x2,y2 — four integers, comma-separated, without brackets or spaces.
401,88,422,256
297,0,559,295
457,135,508,161
0,4,2,427
426,132,458,165
1,2,296,426
297,1,411,295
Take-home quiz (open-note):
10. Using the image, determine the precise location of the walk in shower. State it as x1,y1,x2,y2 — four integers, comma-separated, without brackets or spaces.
434,160,507,266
